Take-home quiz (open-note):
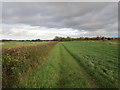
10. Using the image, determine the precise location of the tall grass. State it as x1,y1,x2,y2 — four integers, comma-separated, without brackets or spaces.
2,42,57,88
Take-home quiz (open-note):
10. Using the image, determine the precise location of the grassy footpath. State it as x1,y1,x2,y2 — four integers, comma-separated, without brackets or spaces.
58,43,97,88
17,43,98,88
3,41,118,88
16,44,61,88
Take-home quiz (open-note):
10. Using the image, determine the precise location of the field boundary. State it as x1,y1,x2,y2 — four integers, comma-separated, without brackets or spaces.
2,42,57,88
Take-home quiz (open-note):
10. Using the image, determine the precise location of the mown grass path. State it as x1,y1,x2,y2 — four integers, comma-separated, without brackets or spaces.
58,43,98,88
17,43,98,88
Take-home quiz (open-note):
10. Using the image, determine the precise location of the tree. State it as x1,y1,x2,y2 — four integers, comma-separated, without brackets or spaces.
53,36,62,41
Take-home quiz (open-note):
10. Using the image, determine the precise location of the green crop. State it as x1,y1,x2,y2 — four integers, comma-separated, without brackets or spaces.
2,40,119,88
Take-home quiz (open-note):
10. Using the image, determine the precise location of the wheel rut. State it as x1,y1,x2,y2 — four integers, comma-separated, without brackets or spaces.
61,43,100,88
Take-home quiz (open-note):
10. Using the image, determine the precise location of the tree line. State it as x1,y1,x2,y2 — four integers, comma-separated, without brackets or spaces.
53,36,120,41
1,39,42,42
1,36,120,42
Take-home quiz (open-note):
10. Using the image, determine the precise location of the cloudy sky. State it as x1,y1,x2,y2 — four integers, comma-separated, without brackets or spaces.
1,2,118,40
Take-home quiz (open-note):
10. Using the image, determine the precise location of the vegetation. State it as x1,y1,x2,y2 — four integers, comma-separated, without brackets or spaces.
16,43,97,88
1,39,41,42
2,42,57,88
2,39,119,88
2,41,48,48
61,41,119,88
53,36,120,41
3,41,118,88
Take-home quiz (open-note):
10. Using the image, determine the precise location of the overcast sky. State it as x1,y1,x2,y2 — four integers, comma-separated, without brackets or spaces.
1,2,118,40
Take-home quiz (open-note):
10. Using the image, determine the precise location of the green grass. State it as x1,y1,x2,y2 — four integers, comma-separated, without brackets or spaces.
2,40,119,88
16,43,97,88
2,41,48,48
61,41,119,88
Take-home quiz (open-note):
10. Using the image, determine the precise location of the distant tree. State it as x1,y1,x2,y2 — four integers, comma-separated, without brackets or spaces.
100,36,105,40
53,36,119,41
79,37,85,40
53,36,61,41
96,36,101,40
31,39,41,42
85,37,89,40
66,37,71,41
35,39,41,41
107,37,111,40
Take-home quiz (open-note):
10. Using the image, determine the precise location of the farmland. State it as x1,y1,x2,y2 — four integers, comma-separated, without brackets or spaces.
2,41,48,48
2,40,119,88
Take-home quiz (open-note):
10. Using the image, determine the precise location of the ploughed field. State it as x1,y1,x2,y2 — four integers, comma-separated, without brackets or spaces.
2,41,119,88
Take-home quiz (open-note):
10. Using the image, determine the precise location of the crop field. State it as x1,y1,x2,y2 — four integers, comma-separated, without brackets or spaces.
2,40,119,88
2,41,48,48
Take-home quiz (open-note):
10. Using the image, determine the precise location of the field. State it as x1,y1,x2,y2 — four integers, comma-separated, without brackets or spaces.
2,40,119,88
2,41,48,48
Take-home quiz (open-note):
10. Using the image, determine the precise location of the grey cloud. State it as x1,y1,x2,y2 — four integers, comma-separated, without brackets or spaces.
2,2,118,39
